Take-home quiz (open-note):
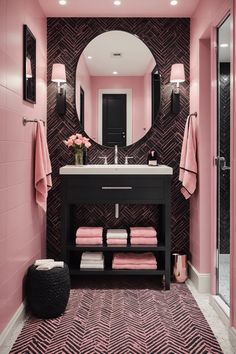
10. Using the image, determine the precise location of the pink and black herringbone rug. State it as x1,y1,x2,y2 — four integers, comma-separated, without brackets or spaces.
10,277,223,354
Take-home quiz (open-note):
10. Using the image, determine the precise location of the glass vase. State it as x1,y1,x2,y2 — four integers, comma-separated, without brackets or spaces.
74,149,84,165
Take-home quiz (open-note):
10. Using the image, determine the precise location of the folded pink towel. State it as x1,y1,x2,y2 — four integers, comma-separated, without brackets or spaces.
179,115,198,199
107,238,127,245
113,252,156,265
130,227,157,237
76,227,103,237
35,121,52,212
76,237,103,245
130,237,157,245
112,263,157,270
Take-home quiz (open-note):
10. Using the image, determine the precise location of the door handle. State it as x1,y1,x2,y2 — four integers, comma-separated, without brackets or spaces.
214,156,230,171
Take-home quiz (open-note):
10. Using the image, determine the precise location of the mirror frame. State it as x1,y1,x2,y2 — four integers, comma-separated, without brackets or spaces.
23,24,36,104
75,30,161,147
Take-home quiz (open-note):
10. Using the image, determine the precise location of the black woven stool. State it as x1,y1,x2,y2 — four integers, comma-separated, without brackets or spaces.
26,264,70,318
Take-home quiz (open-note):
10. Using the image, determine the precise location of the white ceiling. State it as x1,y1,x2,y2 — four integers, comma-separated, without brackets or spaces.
38,0,200,17
82,31,155,76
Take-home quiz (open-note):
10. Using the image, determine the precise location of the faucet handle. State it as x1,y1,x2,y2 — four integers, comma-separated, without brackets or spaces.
99,156,108,165
125,156,134,165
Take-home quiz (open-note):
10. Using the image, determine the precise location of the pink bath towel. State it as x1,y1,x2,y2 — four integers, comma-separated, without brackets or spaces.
112,263,157,270
130,227,157,237
35,121,52,212
107,238,127,245
113,252,156,265
76,237,103,245
76,227,103,237
130,237,157,245
179,115,198,199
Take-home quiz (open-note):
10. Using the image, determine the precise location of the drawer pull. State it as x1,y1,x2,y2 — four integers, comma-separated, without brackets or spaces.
101,186,133,190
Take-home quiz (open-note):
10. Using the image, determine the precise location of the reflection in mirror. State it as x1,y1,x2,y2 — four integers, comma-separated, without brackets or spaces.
76,31,160,147
23,25,36,103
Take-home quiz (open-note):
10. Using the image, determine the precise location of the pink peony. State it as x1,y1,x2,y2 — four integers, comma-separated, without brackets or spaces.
76,133,83,139
85,141,91,148
67,138,73,147
69,135,76,140
74,138,83,146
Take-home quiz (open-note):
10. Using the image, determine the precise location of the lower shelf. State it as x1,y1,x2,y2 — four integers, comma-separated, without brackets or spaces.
70,269,165,275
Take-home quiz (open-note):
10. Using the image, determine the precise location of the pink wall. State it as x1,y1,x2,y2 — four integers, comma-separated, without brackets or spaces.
190,0,236,327
76,54,93,138
0,0,47,333
91,76,146,143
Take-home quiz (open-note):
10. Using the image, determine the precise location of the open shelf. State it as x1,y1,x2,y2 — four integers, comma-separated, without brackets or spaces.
70,269,165,276
67,242,165,252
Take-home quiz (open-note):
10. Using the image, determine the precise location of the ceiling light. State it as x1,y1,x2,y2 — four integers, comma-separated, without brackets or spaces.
170,0,178,5
113,0,121,6
113,71,118,75
220,43,229,48
87,56,93,59
59,0,67,5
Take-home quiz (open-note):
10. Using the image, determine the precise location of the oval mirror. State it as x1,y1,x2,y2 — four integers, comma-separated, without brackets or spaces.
76,30,160,147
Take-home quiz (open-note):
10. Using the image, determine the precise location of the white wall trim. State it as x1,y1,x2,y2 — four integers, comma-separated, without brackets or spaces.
0,302,26,347
98,89,132,145
188,261,210,293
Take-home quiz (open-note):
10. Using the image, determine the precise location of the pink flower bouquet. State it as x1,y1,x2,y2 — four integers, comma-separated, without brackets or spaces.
64,133,91,151
64,133,91,165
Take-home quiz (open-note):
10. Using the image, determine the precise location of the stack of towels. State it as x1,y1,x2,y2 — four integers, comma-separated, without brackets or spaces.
106,229,128,245
75,227,103,245
130,226,158,245
112,252,157,269
80,252,104,269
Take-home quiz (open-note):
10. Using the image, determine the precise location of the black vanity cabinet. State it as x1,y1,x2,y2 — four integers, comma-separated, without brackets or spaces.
60,167,172,290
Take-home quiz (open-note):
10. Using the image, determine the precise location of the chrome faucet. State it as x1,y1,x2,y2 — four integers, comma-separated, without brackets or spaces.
114,145,118,164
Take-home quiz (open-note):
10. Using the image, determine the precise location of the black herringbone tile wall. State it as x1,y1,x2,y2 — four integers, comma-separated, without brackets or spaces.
47,18,190,259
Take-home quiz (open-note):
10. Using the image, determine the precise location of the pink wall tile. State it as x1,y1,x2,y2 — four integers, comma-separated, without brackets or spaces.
0,0,47,333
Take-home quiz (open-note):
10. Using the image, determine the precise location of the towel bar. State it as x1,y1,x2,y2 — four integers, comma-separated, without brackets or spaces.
23,117,46,126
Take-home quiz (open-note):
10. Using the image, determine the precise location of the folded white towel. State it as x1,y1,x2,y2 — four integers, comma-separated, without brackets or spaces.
81,252,104,261
80,260,104,266
80,263,104,269
107,229,128,239
34,259,54,266
36,261,64,271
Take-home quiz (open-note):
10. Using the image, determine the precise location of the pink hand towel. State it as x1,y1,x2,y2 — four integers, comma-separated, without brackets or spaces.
107,238,127,245
130,237,157,245
179,115,198,199
35,121,52,212
113,252,156,265
76,227,103,237
130,227,157,237
112,263,157,270
76,237,103,245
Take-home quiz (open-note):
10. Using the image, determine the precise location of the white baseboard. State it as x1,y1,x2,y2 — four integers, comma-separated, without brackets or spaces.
188,261,210,293
0,302,26,347
229,327,236,352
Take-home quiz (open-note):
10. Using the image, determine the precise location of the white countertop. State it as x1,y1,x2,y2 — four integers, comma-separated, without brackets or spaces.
59,164,173,175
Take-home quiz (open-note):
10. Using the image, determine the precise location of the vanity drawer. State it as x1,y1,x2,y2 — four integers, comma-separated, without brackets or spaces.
62,175,170,204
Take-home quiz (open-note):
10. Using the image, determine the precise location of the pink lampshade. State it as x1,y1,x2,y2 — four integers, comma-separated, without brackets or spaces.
51,63,66,83
26,57,32,78
170,63,185,83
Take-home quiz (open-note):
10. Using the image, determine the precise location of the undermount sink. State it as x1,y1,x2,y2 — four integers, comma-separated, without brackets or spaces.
59,164,173,175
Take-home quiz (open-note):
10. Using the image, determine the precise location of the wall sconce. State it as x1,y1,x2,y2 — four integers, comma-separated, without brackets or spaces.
51,63,66,115
170,63,185,114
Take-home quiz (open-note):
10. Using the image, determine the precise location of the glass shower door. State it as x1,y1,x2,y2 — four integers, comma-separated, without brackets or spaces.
216,15,231,305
